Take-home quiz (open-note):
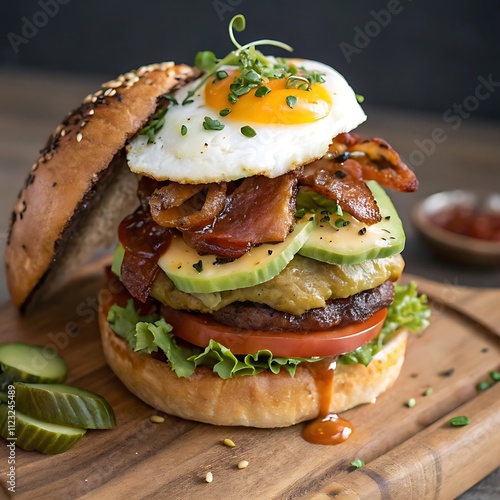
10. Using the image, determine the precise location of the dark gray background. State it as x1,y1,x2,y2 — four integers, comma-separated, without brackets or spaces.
1,0,499,119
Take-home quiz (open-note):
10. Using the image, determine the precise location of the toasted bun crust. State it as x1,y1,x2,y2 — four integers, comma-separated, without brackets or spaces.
99,296,407,428
5,63,200,310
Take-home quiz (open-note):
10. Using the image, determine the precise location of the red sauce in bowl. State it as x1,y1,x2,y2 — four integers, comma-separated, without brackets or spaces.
430,206,500,242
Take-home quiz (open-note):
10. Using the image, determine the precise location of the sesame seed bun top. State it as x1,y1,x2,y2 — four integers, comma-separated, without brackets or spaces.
5,62,200,310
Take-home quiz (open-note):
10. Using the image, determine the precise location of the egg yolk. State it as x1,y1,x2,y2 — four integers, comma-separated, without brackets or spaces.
205,70,332,125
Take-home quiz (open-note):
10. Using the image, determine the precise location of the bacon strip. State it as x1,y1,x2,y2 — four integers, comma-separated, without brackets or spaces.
299,158,381,225
330,133,418,192
182,172,299,259
150,182,227,230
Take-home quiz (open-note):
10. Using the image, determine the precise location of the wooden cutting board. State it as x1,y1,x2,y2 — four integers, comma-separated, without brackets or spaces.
0,262,499,499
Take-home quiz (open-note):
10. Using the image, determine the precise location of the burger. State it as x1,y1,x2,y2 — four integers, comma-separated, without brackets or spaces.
5,16,429,439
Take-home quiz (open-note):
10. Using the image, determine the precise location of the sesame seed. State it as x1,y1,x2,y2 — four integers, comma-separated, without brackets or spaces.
83,94,93,104
31,162,38,172
150,415,165,424
88,109,95,116
237,460,249,470
91,96,98,103
104,88,113,97
103,79,123,89
223,438,236,447
80,121,86,128
60,129,66,137
205,472,213,483
76,132,83,142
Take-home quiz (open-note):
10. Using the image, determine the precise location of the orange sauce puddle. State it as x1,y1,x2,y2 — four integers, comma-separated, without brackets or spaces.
302,359,354,445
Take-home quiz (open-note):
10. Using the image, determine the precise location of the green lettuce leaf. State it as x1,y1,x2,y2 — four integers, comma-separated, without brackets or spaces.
340,281,430,366
107,301,321,379
107,300,159,349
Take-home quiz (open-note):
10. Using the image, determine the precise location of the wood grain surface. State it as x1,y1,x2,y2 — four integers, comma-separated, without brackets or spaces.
0,263,498,500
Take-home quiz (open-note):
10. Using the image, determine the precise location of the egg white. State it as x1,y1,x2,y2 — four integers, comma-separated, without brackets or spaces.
127,59,366,183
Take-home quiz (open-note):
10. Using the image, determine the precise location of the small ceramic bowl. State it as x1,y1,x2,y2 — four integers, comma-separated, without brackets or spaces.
412,190,500,266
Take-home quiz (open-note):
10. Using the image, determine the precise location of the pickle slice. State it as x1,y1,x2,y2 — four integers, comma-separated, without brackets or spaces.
0,404,85,454
14,383,116,429
0,343,67,390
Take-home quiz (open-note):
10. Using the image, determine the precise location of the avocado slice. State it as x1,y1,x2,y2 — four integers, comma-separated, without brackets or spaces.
298,181,405,265
157,217,316,294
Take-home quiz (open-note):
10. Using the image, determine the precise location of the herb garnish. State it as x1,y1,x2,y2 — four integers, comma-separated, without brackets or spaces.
139,107,168,144
335,218,350,228
203,116,225,131
219,108,231,116
193,260,203,273
286,95,297,108
162,94,178,105
294,208,306,218
449,416,470,427
255,86,271,97
350,459,365,469
180,125,188,136
241,125,256,137
406,398,416,408
189,15,325,109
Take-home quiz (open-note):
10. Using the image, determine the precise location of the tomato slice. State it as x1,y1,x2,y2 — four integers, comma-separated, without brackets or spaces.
161,307,387,358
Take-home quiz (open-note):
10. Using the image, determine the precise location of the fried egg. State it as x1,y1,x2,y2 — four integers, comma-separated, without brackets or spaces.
127,59,366,183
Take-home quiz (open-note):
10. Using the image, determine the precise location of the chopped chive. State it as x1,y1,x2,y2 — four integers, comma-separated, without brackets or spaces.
320,215,330,223
219,108,231,117
193,260,203,273
180,125,187,136
286,95,297,108
350,459,365,469
255,86,271,97
228,93,238,104
449,416,470,427
294,208,306,218
182,91,195,105
203,116,225,131
216,70,228,80
490,371,500,382
162,94,178,105
406,398,416,408
477,381,492,391
335,218,349,228
356,94,365,103
423,387,433,397
241,125,256,138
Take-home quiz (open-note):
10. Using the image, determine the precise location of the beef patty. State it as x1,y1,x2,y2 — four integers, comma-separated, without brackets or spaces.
211,280,394,332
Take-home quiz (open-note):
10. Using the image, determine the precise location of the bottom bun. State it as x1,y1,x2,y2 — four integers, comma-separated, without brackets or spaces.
99,298,407,428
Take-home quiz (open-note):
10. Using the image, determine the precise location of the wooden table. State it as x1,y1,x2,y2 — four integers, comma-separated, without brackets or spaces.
0,68,499,498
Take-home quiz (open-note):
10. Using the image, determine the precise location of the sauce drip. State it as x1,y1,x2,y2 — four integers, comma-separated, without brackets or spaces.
302,359,354,445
